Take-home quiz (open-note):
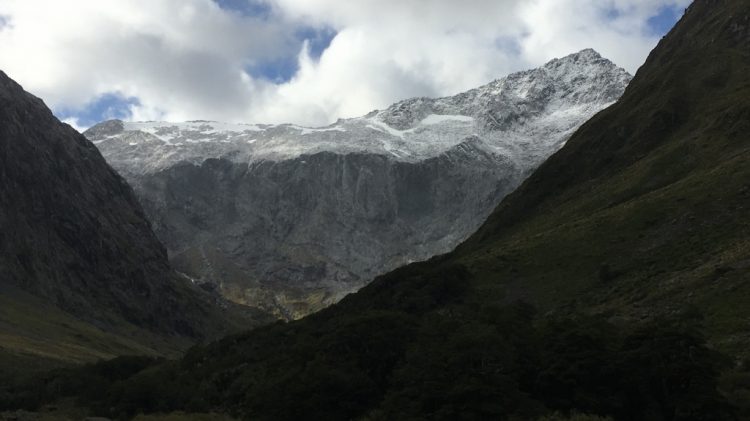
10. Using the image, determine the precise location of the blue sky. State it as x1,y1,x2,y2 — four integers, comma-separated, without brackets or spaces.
55,95,143,131
647,4,685,35
53,1,340,128
0,0,692,129
244,26,337,82
55,23,339,130
214,0,271,16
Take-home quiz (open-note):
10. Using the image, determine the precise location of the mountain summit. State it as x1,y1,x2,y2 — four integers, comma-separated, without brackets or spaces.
85,50,631,319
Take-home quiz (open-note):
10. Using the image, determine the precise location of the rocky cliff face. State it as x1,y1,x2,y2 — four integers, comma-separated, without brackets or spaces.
86,49,631,319
0,70,260,349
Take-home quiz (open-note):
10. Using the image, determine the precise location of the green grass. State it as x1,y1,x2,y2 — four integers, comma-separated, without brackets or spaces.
0,285,197,379
133,412,238,420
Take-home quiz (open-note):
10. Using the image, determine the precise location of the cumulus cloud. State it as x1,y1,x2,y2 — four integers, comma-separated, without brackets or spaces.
0,0,293,122
517,0,691,72
61,117,87,133
0,0,692,127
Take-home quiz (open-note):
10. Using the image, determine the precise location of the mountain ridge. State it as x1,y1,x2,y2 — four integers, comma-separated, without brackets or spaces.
87,49,629,166
0,70,272,367
4,0,750,418
85,49,631,319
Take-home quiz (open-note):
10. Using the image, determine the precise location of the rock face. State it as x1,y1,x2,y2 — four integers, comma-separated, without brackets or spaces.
86,49,631,319
0,70,253,343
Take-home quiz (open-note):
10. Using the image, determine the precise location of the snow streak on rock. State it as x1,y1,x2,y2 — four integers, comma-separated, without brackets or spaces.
86,49,631,319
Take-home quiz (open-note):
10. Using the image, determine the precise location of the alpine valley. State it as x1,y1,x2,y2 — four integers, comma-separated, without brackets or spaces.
85,50,631,319
2,0,750,420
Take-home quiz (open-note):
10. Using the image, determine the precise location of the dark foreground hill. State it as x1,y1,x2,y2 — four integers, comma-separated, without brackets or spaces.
3,0,750,419
0,72,272,374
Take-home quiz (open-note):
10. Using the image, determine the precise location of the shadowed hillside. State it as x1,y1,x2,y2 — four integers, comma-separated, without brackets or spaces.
0,72,273,373
2,0,750,419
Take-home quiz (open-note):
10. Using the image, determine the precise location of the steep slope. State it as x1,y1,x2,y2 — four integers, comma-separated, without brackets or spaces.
85,50,631,319
0,72,271,369
8,1,750,419
456,0,750,355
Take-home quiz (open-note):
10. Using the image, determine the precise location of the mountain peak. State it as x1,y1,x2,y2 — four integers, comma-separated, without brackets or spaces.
85,52,631,318
540,48,620,73
0,69,50,116
86,118,125,137
0,69,17,86
0,69,38,102
87,51,631,169
571,48,603,61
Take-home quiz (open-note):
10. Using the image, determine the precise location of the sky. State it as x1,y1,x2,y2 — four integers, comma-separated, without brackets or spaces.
0,0,692,131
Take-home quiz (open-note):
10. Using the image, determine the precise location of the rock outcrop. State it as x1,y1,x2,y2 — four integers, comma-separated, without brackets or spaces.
87,50,631,318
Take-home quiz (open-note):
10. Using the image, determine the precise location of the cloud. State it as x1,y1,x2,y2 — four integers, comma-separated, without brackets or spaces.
61,117,87,133
0,0,692,127
245,0,691,125
0,0,293,122
0,14,11,29
517,0,692,73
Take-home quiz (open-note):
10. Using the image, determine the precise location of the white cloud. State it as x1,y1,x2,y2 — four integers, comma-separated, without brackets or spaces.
0,0,692,127
517,0,692,73
0,0,293,121
61,117,87,132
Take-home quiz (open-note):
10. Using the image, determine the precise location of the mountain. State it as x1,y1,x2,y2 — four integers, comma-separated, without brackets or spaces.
16,0,749,418
85,50,631,319
6,0,749,418
0,71,272,373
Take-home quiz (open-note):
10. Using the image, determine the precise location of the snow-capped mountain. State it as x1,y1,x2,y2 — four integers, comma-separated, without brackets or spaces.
85,49,631,319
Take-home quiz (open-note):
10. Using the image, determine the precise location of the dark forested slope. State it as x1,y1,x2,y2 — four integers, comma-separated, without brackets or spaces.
457,0,750,355
4,0,750,419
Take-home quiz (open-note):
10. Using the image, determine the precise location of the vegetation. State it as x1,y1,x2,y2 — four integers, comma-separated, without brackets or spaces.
4,0,750,419
1,299,735,420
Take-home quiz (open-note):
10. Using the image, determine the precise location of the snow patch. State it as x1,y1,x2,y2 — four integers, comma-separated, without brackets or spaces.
296,126,348,135
420,114,474,125
366,119,407,139
90,50,632,171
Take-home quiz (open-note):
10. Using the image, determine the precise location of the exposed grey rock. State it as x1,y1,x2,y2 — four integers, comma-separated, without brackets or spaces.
87,50,632,319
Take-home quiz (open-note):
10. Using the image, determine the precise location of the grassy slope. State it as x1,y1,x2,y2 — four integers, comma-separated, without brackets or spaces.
455,0,750,358
0,289,185,361
0,284,196,386
0,280,276,380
